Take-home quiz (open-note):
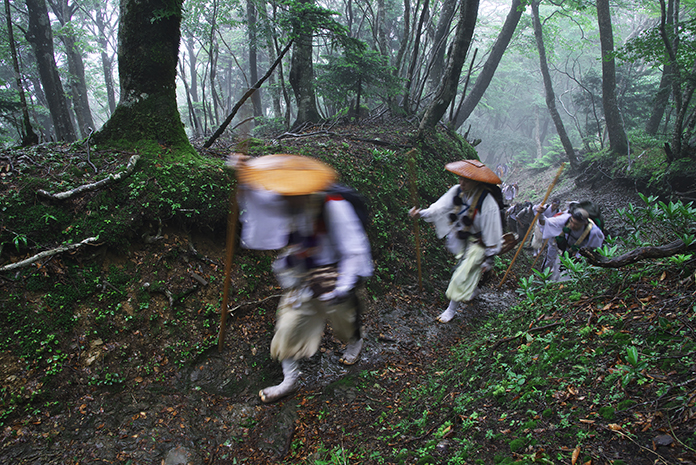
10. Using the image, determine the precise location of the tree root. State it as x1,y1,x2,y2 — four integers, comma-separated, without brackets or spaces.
580,239,695,268
37,154,139,200
0,236,100,272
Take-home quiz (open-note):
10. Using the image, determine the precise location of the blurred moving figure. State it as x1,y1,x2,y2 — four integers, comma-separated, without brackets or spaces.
229,154,373,403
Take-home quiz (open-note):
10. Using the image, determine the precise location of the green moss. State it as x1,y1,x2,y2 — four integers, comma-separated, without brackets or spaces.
508,437,526,453
598,406,615,420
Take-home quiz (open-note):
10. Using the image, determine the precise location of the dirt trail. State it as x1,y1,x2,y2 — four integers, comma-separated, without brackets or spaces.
0,169,644,464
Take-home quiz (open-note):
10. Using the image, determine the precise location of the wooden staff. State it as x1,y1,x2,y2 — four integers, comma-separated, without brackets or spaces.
407,150,423,292
217,184,239,351
497,162,566,288
218,141,249,351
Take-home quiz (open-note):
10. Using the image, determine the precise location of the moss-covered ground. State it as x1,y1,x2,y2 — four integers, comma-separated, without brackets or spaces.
0,118,694,464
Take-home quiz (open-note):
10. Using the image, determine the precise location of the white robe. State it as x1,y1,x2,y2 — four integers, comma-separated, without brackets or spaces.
238,186,373,293
419,185,503,257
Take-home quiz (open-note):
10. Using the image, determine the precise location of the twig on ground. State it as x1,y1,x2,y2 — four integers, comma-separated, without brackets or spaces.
188,242,219,266
0,236,100,272
37,154,139,200
143,282,174,307
227,294,282,314
603,426,671,464
276,130,411,148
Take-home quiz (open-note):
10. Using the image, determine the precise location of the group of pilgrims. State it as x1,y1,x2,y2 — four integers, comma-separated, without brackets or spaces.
228,154,604,403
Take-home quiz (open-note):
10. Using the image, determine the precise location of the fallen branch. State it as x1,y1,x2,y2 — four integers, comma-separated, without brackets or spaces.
37,154,139,200
276,130,412,148
204,40,294,148
580,239,694,268
226,293,282,314
0,236,100,272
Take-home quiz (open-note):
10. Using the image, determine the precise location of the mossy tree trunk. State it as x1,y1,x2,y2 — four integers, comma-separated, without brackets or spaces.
93,0,194,157
289,0,321,130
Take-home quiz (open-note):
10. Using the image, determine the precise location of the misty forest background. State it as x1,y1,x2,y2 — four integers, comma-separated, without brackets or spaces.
1,0,695,169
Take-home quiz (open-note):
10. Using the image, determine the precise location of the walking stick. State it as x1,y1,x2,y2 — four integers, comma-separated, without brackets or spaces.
218,141,249,351
407,150,423,292
498,163,566,288
217,184,238,351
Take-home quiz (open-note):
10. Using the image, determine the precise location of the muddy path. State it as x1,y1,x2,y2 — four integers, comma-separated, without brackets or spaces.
1,272,519,464
0,172,646,464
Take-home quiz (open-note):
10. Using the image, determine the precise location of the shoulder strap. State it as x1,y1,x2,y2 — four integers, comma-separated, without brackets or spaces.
575,219,594,246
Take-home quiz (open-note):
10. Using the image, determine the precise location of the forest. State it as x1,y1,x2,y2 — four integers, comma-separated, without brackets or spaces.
1,0,696,464
0,0,694,166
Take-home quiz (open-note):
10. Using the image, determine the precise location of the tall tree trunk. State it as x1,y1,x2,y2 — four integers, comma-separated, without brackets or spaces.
418,0,479,132
452,0,525,131
25,0,76,142
375,0,387,55
181,37,202,136
275,36,293,126
4,0,38,146
645,64,673,135
402,0,430,114
393,0,411,81
428,0,458,93
289,0,321,129
531,0,577,167
247,0,262,118
93,0,193,155
49,0,95,137
596,0,628,155
645,0,674,136
257,2,283,120
535,107,543,159
93,7,117,116
179,60,202,137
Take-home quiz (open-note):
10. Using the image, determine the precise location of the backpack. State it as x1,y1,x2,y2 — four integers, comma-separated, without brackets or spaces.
324,184,370,231
569,200,604,231
455,185,506,227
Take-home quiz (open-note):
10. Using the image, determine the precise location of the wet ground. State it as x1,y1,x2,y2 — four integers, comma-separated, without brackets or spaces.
0,169,648,464
1,272,519,464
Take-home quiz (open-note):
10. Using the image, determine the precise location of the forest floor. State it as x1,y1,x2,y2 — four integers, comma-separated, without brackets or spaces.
1,126,695,464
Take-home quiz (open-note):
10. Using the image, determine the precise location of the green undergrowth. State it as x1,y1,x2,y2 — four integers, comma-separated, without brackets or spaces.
0,143,232,255
0,121,477,424
579,132,696,197
386,260,695,464
382,195,696,464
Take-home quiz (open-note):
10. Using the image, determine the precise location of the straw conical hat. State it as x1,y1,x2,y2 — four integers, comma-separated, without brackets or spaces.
445,160,502,184
237,154,336,195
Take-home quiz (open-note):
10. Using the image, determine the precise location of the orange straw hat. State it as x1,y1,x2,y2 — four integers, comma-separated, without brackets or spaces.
445,159,502,185
237,154,337,196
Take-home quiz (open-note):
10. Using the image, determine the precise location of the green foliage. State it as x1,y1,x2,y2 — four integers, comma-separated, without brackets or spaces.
616,193,696,250
276,0,356,49
619,17,696,72
317,46,403,115
0,151,232,253
527,137,566,170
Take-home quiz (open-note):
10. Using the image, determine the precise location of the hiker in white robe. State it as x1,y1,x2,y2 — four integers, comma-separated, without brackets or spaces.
231,154,373,403
541,208,605,281
410,160,503,323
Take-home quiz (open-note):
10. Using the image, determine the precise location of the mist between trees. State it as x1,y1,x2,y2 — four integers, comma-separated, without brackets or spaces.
3,0,695,165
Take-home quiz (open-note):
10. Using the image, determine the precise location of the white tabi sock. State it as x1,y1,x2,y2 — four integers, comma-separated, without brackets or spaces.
259,359,299,403
437,300,459,323
340,338,363,365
